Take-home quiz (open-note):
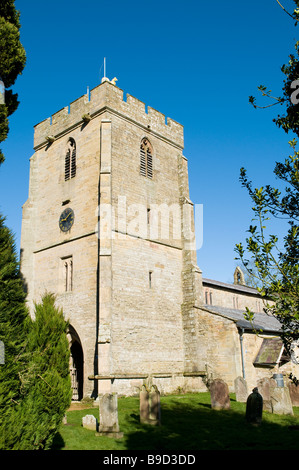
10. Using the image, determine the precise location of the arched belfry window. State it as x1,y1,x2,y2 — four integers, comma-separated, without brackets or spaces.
140,138,153,178
65,138,76,181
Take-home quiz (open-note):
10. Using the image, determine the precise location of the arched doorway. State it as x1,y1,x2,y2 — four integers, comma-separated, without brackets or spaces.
68,326,84,401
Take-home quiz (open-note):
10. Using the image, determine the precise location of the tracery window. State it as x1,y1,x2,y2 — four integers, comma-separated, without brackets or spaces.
140,138,153,178
65,138,76,181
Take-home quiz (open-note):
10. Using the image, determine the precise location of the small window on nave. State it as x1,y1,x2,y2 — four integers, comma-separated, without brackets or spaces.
65,138,76,181
204,289,212,305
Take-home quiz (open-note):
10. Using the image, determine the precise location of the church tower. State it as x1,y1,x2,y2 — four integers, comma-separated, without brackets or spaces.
20,80,204,398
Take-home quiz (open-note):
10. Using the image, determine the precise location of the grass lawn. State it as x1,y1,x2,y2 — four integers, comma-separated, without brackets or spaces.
51,392,299,451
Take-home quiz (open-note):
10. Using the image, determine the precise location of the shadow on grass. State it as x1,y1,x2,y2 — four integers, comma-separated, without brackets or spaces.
52,432,65,449
52,394,299,451
122,398,299,451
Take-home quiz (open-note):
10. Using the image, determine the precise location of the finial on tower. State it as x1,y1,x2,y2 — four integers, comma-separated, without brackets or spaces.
101,57,118,85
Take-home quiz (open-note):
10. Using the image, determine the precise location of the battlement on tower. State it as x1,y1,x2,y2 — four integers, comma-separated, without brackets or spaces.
33,80,184,149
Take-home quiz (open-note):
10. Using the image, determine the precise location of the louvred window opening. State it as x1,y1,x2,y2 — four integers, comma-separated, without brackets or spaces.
71,148,76,178
65,149,71,181
65,138,76,181
140,138,153,179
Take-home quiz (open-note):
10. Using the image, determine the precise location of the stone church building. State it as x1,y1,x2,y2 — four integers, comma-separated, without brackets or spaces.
20,79,299,400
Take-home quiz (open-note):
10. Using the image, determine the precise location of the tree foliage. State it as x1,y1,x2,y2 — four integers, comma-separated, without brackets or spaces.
0,214,29,445
0,2,71,449
0,292,72,450
0,216,72,450
235,0,299,359
0,0,26,165
8,294,72,450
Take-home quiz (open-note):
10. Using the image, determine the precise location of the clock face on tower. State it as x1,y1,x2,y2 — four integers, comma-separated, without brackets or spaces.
59,207,74,232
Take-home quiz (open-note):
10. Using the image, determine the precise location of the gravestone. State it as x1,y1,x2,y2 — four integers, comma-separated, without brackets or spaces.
140,385,150,424
82,414,98,431
140,384,161,425
257,377,277,412
209,379,230,410
270,386,293,415
96,393,123,438
258,376,294,415
288,381,299,406
149,385,161,425
235,376,248,402
246,387,263,426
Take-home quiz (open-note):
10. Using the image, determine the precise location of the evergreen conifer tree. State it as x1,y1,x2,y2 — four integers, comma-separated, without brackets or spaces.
0,214,29,449
0,2,71,450
18,294,72,449
0,0,26,165
2,294,72,450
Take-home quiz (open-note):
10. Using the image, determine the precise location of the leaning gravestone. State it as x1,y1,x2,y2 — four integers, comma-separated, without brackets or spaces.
209,379,230,410
235,376,248,402
257,376,294,415
270,386,293,416
246,387,263,426
96,393,123,438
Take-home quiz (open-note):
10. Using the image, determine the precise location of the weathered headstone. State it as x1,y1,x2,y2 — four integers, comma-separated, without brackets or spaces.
257,377,277,412
140,385,150,424
140,384,161,425
288,381,299,406
209,379,230,410
149,385,161,425
235,376,248,402
257,376,294,415
270,386,293,416
82,414,98,431
96,393,123,438
246,387,263,426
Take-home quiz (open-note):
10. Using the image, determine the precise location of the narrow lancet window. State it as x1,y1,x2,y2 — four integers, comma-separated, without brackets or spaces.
65,138,76,181
149,271,153,288
62,256,73,292
140,138,153,179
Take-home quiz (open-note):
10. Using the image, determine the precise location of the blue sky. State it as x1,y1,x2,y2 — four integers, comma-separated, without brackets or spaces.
0,0,297,283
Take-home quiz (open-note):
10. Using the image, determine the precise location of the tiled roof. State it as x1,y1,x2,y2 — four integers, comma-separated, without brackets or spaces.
202,304,281,333
202,278,259,295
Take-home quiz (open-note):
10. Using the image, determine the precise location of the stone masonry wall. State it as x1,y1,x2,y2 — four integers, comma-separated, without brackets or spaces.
33,81,184,151
97,105,202,393
21,110,103,397
22,80,201,397
203,282,265,313
197,308,243,390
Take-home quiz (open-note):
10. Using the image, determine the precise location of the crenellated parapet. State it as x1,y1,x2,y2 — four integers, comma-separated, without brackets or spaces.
33,81,184,149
